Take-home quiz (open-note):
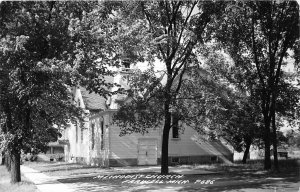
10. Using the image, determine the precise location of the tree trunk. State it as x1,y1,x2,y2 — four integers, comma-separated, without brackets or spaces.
161,103,171,175
4,101,13,172
272,107,279,171
1,151,5,165
161,122,171,175
264,114,272,170
242,141,251,164
5,154,11,171
264,135,271,170
10,150,21,183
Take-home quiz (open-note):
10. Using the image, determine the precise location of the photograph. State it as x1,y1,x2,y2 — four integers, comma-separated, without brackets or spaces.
0,1,299,192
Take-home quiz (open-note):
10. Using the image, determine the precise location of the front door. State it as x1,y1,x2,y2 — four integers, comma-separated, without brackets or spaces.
138,139,158,165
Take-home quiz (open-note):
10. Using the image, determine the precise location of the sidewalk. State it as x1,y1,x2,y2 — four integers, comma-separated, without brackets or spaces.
21,165,75,192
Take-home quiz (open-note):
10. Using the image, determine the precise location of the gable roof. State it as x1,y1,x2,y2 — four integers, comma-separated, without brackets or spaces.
79,87,107,111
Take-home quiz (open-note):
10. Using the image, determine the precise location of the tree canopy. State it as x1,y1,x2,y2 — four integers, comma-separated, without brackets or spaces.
0,1,96,182
112,1,226,174
210,0,299,170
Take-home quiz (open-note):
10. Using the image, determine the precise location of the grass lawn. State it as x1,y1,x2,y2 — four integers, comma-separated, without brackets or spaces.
23,159,300,192
0,165,38,192
23,160,114,177
23,158,300,178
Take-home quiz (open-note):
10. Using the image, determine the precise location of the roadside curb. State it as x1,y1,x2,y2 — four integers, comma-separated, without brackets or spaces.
21,165,75,192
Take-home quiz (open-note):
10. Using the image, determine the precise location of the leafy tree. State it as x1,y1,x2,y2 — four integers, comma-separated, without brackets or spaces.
193,44,264,164
66,1,127,96
0,1,95,183
211,1,299,170
113,1,226,174
114,68,165,136
222,99,263,163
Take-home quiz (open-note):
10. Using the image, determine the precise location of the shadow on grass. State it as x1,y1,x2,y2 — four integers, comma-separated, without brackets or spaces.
56,168,299,192
177,171,299,192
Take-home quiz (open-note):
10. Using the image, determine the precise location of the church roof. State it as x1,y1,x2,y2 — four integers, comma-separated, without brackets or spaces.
79,87,107,111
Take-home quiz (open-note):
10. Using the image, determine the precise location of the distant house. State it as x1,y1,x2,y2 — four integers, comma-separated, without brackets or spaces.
271,147,288,159
45,141,66,161
62,66,233,167
233,146,290,161
277,148,288,159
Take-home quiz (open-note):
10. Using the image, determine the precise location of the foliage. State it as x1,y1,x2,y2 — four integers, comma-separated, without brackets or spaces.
0,0,91,152
68,1,152,97
114,66,227,137
0,1,104,182
193,44,263,155
114,68,165,136
210,0,299,169
286,130,300,148
112,1,227,174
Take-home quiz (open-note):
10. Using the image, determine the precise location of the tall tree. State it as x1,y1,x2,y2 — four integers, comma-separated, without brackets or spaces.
0,1,94,182
112,1,226,174
212,1,299,170
196,44,265,164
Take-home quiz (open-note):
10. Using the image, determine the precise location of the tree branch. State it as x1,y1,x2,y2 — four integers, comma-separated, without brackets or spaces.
141,2,167,61
251,9,266,91
169,1,197,63
174,64,187,95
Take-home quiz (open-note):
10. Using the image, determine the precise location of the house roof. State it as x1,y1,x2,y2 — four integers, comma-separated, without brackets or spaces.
79,87,107,111
192,140,232,156
277,148,288,153
170,134,233,159
48,140,68,147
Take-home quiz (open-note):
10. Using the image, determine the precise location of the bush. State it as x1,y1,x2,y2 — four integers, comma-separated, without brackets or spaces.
23,153,37,162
